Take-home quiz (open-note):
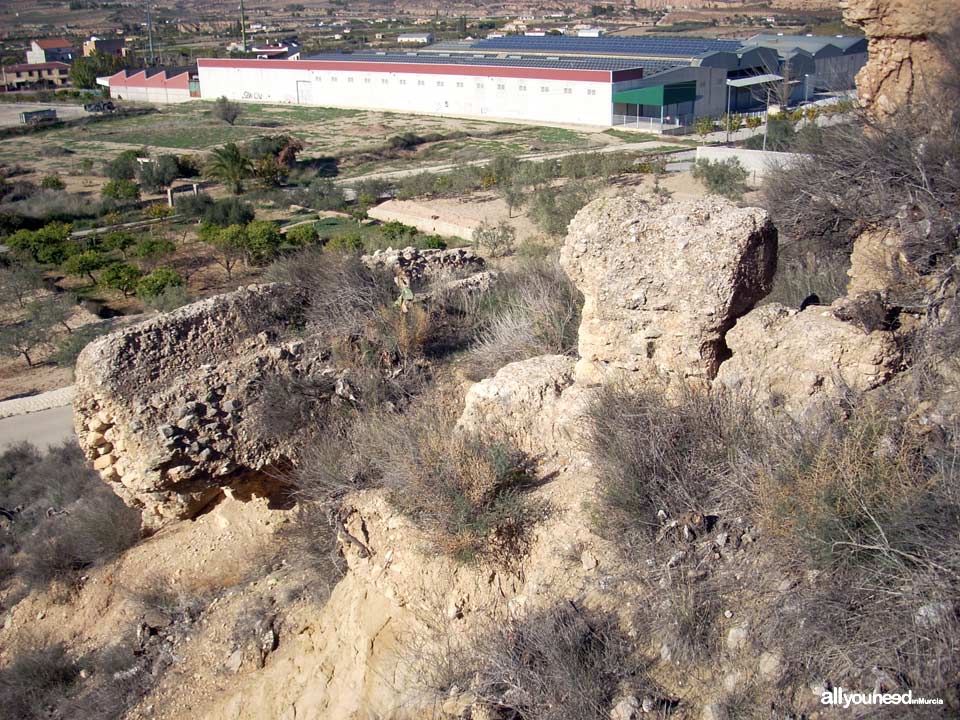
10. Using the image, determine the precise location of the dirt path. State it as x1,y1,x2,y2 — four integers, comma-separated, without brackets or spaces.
336,140,684,185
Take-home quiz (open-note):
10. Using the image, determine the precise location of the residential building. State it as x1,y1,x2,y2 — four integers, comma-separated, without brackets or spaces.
83,36,127,58
26,38,76,64
1,62,71,90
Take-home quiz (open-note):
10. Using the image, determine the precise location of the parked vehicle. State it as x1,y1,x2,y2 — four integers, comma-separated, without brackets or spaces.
18,108,57,125
83,100,115,113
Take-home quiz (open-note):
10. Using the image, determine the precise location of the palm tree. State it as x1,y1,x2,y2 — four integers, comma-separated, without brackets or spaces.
204,143,253,194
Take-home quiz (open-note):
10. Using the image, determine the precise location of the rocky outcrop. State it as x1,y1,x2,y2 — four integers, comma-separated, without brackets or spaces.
560,192,777,387
73,284,319,529
716,302,901,419
458,355,578,458
847,227,915,297
841,0,954,117
363,246,486,291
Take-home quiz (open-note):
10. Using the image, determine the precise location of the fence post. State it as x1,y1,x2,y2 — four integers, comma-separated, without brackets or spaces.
167,187,174,207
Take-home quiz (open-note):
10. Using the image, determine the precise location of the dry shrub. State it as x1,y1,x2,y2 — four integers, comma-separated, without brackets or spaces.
755,415,938,570
360,393,540,563
750,411,960,709
294,391,541,565
462,257,582,380
417,603,653,720
585,384,764,555
762,240,850,308
637,574,724,668
0,639,78,720
0,441,141,592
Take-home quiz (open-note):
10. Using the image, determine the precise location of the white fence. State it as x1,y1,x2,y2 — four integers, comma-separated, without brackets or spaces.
612,113,693,134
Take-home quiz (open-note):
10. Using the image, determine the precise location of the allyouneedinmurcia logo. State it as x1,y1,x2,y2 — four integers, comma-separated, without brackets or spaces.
820,687,945,708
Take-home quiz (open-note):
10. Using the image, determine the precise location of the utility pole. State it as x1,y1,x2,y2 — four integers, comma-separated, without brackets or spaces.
146,0,155,64
239,0,248,52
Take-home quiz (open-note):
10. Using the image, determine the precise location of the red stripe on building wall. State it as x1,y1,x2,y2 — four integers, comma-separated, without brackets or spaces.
197,57,613,83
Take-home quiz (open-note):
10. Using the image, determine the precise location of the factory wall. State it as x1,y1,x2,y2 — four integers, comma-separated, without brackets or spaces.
104,70,192,104
197,59,615,126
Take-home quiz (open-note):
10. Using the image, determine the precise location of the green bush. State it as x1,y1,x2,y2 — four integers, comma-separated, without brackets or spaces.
528,183,597,237
136,267,183,299
244,220,282,264
61,250,106,284
140,284,190,312
103,150,141,181
691,158,749,200
6,222,74,265
325,232,364,253
302,392,540,564
39,175,65,190
99,262,142,296
101,179,140,201
52,322,111,367
202,196,255,227
138,155,181,192
471,220,515,257
284,223,319,247
132,237,176,264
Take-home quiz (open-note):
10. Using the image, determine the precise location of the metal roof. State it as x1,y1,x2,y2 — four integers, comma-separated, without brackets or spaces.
466,35,742,59
746,33,867,55
726,73,783,88
304,52,655,72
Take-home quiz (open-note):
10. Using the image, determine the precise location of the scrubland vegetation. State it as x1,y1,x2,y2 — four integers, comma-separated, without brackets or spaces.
2,29,958,720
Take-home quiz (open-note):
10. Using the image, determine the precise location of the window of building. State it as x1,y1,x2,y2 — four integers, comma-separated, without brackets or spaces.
477,82,484,89
518,84,526,91
347,77,354,83
436,81,444,87
382,78,389,84
563,87,572,94
587,89,596,96
331,76,338,82
456,81,463,88
540,86,549,93
364,77,371,83
417,80,425,86
497,83,505,90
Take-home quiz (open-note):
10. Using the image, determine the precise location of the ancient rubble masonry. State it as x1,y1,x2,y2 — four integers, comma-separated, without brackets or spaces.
715,302,901,420
560,191,777,387
73,283,311,530
362,246,486,292
841,0,955,118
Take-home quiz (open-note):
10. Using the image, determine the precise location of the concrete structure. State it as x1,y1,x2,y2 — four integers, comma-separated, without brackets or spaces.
26,38,76,65
83,36,127,58
1,62,71,90
694,145,800,181
98,67,198,103
397,33,433,45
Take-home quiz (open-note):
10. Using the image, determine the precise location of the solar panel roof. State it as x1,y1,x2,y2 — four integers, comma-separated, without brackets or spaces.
304,52,664,72
467,35,742,58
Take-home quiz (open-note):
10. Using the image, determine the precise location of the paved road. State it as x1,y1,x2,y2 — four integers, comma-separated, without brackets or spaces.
0,385,75,419
0,406,76,451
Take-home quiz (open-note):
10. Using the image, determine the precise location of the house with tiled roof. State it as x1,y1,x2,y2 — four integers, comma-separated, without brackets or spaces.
26,38,76,64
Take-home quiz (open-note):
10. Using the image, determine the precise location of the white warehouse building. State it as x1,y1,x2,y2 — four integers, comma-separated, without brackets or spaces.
197,55,676,127
102,35,866,131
